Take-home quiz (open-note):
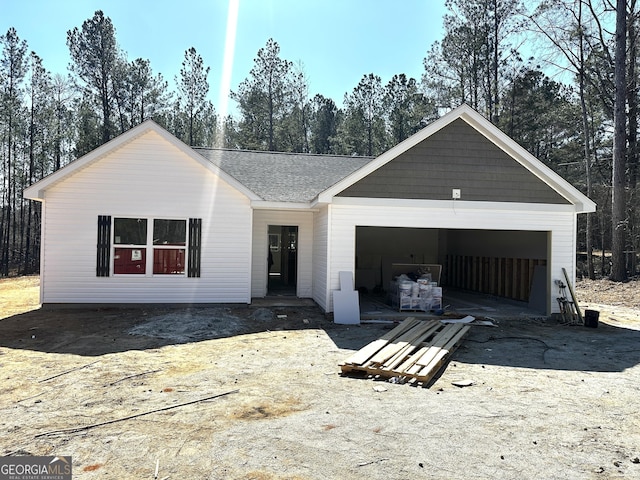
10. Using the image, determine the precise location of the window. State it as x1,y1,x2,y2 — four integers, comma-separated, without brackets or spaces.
114,218,147,274
115,218,147,245
152,219,186,274
101,217,199,277
269,233,280,252
153,219,186,246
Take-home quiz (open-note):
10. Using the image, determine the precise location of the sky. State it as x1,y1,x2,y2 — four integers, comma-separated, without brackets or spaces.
1,0,448,117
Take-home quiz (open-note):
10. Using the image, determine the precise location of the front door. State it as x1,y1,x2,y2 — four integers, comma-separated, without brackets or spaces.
268,225,298,295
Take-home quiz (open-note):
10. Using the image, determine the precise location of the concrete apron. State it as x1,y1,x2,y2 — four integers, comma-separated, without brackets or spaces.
252,288,545,322
360,288,546,322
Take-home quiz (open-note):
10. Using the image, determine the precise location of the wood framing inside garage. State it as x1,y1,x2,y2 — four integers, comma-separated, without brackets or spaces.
355,226,548,309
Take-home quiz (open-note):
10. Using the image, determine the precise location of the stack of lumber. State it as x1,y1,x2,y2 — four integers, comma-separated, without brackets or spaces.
340,317,470,387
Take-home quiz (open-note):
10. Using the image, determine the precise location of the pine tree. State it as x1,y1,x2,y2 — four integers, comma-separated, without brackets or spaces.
67,10,119,146
232,39,293,151
176,47,212,146
384,74,434,145
611,0,628,281
339,73,386,156
310,94,339,154
23,52,52,274
0,27,28,276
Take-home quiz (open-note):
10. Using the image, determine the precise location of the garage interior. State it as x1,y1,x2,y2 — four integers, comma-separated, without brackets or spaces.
354,226,549,316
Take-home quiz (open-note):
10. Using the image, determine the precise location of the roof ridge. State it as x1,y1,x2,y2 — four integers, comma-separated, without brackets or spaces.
193,146,373,159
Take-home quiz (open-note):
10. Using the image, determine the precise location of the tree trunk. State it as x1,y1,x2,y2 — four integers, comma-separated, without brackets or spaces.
578,1,595,279
627,1,639,276
492,0,500,123
101,76,111,144
580,92,595,279
189,107,194,146
629,0,639,189
2,107,14,277
610,0,628,282
268,79,275,151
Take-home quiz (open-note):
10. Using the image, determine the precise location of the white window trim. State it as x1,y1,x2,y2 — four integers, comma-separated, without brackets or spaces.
112,216,189,277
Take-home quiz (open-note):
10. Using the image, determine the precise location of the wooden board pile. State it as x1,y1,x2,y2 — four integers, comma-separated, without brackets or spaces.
340,317,470,387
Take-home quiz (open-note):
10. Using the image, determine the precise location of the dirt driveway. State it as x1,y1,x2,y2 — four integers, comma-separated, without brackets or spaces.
1,277,640,479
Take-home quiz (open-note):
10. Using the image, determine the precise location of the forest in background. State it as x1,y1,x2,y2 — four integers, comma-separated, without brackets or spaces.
1,0,639,281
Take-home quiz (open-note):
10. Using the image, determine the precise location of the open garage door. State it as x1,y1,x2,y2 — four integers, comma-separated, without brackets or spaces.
355,226,549,313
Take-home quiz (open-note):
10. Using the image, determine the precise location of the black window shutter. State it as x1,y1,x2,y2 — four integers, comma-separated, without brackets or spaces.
188,218,202,277
97,215,112,277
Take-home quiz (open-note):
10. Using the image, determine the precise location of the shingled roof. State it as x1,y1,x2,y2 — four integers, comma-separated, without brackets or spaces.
195,148,373,203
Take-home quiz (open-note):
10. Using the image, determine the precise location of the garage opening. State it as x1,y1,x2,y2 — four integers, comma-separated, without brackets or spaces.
354,226,549,313
268,225,298,296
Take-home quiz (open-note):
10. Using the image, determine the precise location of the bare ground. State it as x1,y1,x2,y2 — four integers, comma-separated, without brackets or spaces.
1,276,640,479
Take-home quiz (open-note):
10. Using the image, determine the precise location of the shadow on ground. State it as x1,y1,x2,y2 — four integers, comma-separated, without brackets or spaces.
1,304,639,374
454,317,640,373
0,305,330,356
325,316,640,374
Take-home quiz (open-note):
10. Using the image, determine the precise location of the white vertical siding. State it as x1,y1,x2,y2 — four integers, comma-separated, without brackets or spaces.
251,210,314,298
40,130,253,304
312,206,330,310
39,202,48,304
324,200,578,314
550,214,577,312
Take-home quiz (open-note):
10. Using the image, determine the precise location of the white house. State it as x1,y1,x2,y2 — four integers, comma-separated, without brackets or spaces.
24,105,595,315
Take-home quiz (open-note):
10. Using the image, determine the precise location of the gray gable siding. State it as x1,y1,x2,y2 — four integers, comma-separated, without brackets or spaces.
337,119,570,204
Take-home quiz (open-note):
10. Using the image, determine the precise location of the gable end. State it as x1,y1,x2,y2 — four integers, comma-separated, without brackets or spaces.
337,118,570,204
